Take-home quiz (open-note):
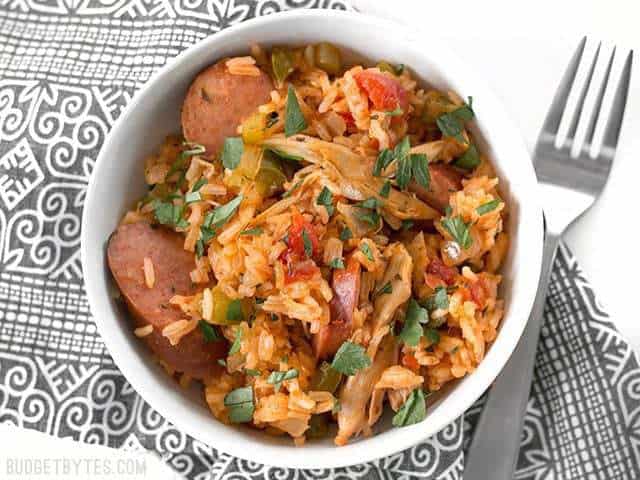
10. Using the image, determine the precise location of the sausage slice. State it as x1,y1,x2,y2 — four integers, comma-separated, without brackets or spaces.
181,60,274,156
313,255,361,359
107,222,225,380
410,163,463,212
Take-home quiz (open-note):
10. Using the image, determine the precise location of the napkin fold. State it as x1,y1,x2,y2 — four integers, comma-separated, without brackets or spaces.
0,1,639,478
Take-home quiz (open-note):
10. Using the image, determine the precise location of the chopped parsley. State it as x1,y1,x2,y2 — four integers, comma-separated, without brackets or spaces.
221,137,244,170
284,85,307,137
329,257,345,269
424,328,441,345
453,143,481,170
240,227,263,236
203,194,243,231
398,299,428,346
316,186,334,216
165,142,205,183
356,198,381,227
392,388,426,427
226,299,244,323
436,98,475,142
476,199,501,216
373,281,393,299
184,191,201,204
224,386,254,423
267,368,299,392
331,342,372,376
441,215,473,249
360,243,374,262
191,177,207,192
198,320,220,342
339,227,353,241
401,220,414,231
379,180,391,198
411,153,430,189
394,136,412,190
302,229,313,258
228,327,242,355
373,148,395,176
423,286,449,312
245,368,262,377
152,201,189,229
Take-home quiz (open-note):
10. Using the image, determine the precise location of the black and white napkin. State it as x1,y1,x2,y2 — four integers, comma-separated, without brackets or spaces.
0,1,639,478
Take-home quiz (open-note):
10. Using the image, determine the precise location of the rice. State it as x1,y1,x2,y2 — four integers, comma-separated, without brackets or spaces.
162,319,197,346
122,43,510,447
134,325,153,337
226,56,261,76
143,257,155,288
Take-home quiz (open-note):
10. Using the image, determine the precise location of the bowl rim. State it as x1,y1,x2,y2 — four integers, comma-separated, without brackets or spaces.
81,8,543,469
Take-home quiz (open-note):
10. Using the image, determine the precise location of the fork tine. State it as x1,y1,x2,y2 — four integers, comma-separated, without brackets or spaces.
540,37,586,136
601,50,633,154
565,42,601,144
583,47,615,148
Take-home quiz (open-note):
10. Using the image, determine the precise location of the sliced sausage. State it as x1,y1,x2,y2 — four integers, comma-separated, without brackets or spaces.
313,255,361,360
410,163,463,212
107,221,226,380
181,60,274,156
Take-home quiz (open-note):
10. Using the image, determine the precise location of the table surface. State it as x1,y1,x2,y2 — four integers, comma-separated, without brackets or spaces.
2,0,639,478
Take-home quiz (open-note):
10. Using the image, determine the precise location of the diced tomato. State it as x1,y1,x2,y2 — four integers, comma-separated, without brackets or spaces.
339,111,356,128
283,258,320,284
402,353,420,372
427,257,458,286
354,70,409,111
470,281,486,308
286,211,320,259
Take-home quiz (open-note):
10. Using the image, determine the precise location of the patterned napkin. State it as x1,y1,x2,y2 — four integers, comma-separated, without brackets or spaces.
0,1,639,478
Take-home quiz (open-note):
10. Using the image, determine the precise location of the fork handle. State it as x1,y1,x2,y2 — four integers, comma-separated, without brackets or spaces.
465,228,559,479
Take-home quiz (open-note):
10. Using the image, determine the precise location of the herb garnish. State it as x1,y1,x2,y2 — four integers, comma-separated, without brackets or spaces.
245,368,262,377
339,227,353,241
224,386,254,423
302,229,313,258
331,342,372,376
398,299,428,346
441,215,473,249
240,227,264,236
165,142,205,183
453,143,480,170
392,388,426,427
316,187,334,216
373,281,392,299
221,137,243,170
401,220,414,231
285,85,307,137
267,368,299,392
423,286,449,312
424,328,440,345
436,98,474,142
152,201,189,229
411,153,430,189
203,194,243,231
329,258,345,269
229,327,242,355
379,180,391,198
476,199,501,216
373,148,395,176
198,320,220,342
360,243,374,262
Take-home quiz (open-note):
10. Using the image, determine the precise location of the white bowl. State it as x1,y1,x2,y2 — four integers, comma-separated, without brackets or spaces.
81,9,543,469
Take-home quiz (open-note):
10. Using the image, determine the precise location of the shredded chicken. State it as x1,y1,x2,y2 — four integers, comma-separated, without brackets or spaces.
262,135,439,221
335,335,398,446
371,243,413,332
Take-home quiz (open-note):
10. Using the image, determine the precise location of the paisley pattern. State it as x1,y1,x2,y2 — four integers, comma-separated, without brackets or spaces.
0,0,639,478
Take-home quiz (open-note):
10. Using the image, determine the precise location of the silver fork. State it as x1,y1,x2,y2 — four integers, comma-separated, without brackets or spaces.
465,38,633,479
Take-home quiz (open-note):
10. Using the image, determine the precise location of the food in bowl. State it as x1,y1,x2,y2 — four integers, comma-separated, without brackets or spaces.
107,42,509,446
